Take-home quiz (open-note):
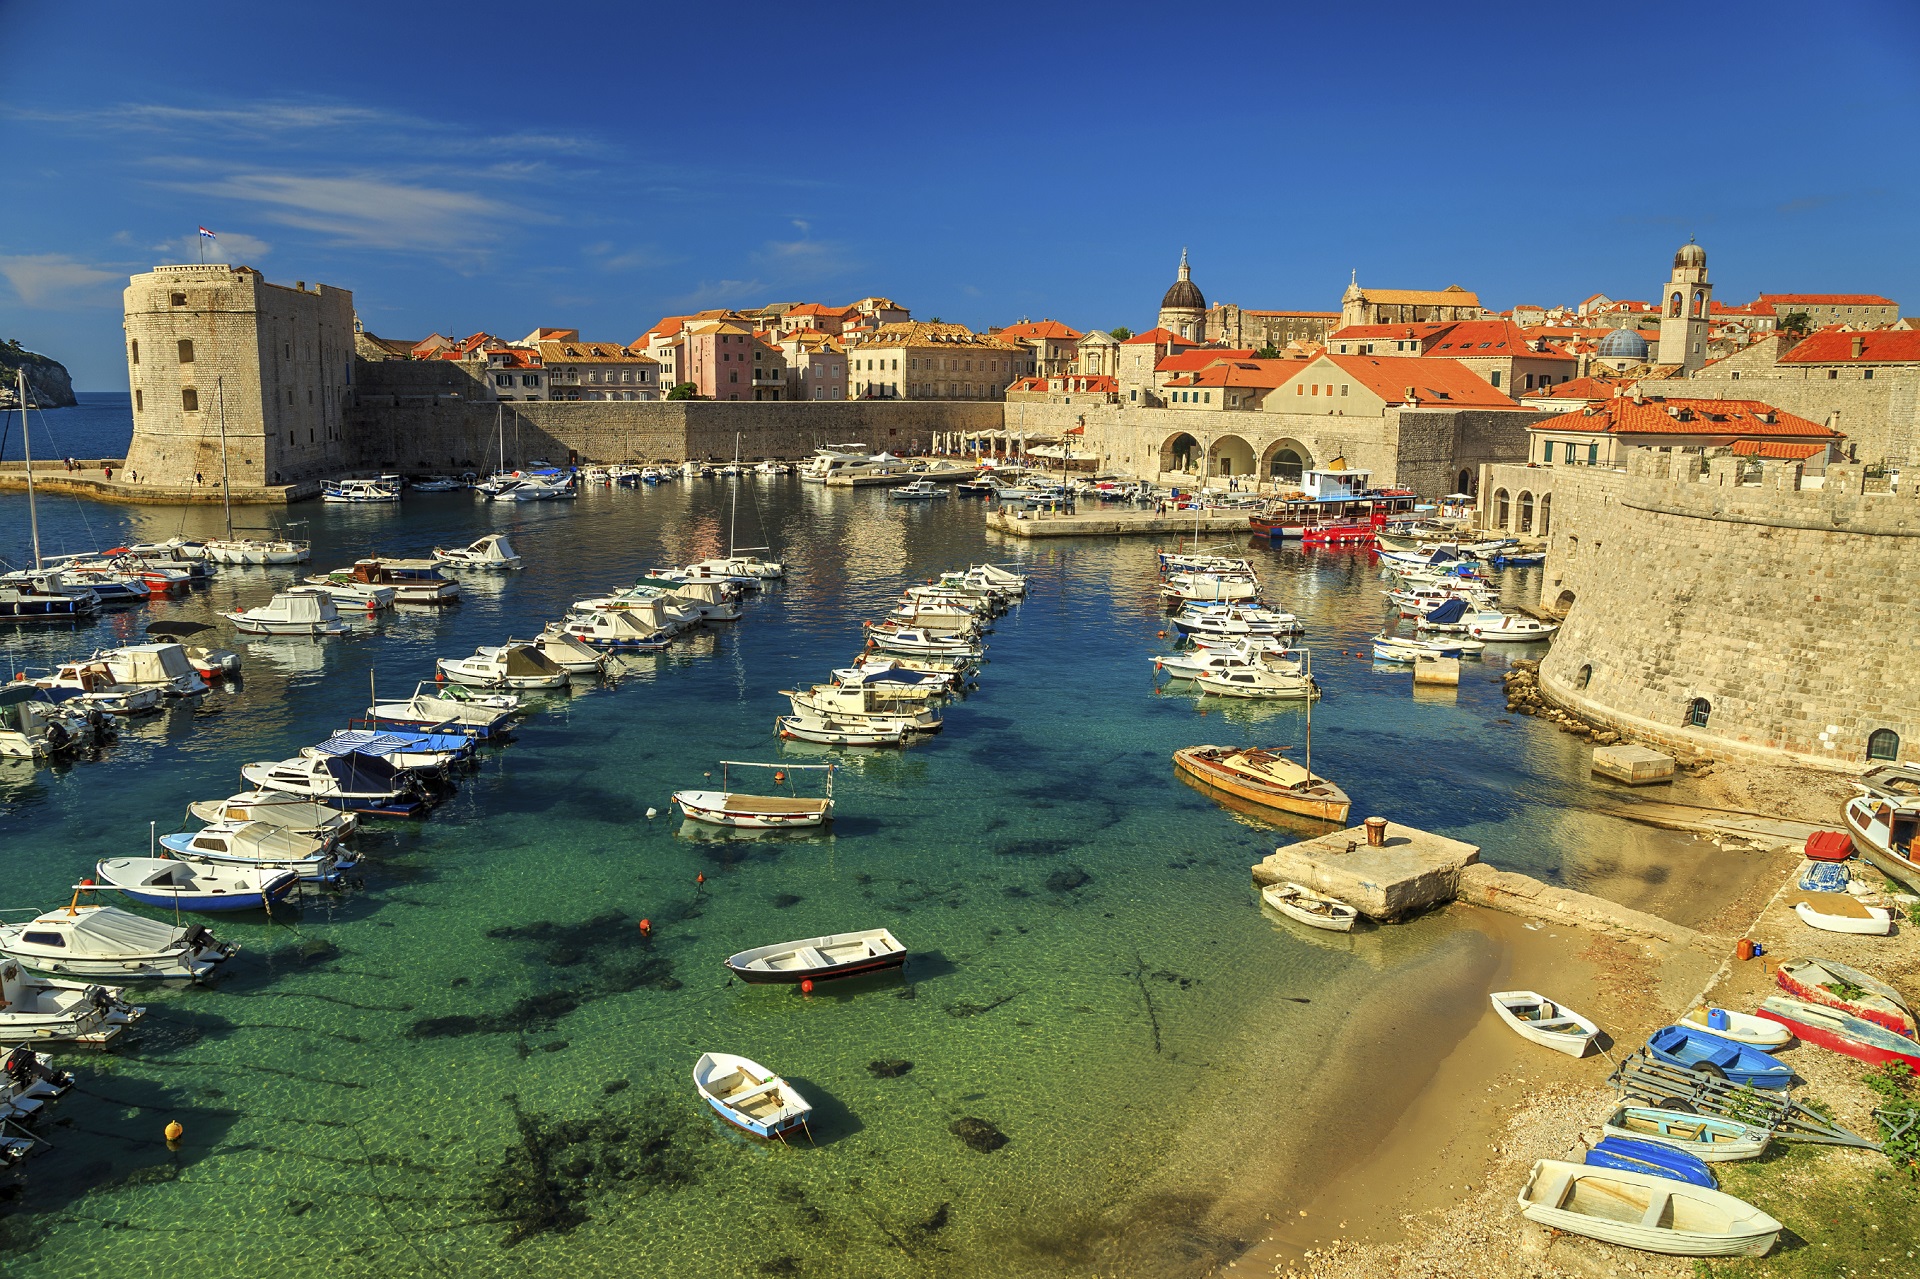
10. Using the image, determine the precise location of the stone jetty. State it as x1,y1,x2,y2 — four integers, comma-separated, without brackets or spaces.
988,508,1253,539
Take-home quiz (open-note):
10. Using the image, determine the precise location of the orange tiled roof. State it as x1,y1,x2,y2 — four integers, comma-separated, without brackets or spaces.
1759,293,1897,307
1779,331,1920,363
1121,327,1194,346
1156,348,1254,373
538,340,657,364
1530,376,1623,400
996,319,1084,341
1329,322,1453,342
1728,440,1829,459
1164,360,1310,390
1320,355,1526,409
1570,396,1839,438
1426,319,1574,360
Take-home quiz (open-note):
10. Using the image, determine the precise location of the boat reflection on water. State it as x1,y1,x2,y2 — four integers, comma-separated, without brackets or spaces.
242,637,333,677
1182,778,1346,843
674,816,835,847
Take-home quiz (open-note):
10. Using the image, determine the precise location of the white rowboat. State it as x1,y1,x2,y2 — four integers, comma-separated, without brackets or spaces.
1517,1159,1780,1257
1491,990,1600,1057
1260,882,1358,932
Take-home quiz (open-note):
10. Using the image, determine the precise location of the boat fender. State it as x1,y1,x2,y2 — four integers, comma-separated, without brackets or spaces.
639,919,651,935
801,980,814,995
165,1120,184,1143
696,873,705,885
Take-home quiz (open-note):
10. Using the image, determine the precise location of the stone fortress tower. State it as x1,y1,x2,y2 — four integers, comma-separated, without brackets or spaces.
1656,240,1712,373
1157,249,1206,340
121,264,354,489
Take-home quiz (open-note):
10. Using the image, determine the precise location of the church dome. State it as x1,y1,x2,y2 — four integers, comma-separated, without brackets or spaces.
1162,276,1205,312
1673,240,1706,270
1596,328,1649,359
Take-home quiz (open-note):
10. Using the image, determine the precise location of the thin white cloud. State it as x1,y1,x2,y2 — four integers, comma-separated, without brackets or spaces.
183,171,535,254
671,279,769,309
153,230,272,261
0,254,121,307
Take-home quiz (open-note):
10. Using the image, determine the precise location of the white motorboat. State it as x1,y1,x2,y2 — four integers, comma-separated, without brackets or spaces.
202,537,312,565
0,687,91,759
1840,793,1920,895
1154,642,1302,680
304,729,473,774
186,792,359,844
92,857,301,912
693,1051,813,1139
1371,632,1485,662
142,621,243,681
224,590,350,636
92,643,210,696
1466,613,1559,642
1385,584,1495,617
1516,1160,1781,1257
890,479,948,500
673,760,835,829
868,626,980,657
434,532,522,571
1260,881,1358,931
1170,603,1303,638
2,1045,74,1134
528,626,609,674
369,681,519,739
1491,990,1600,1057
236,753,430,817
1161,572,1260,603
786,685,943,732
32,659,164,715
1192,665,1317,700
558,609,673,651
775,714,910,746
436,642,570,690
876,606,980,637
0,899,235,980
322,478,401,503
0,959,144,1043
159,820,346,882
572,586,703,631
326,559,460,605
295,577,396,610
688,554,783,581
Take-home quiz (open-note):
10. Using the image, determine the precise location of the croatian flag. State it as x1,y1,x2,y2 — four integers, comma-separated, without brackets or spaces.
198,226,216,239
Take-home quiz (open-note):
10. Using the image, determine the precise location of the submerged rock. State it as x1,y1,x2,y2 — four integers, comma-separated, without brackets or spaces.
866,1059,914,1078
949,1117,1008,1153
1044,866,1091,893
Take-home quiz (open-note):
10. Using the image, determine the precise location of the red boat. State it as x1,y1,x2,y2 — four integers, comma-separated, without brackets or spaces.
1774,957,1915,1037
1755,995,1920,1070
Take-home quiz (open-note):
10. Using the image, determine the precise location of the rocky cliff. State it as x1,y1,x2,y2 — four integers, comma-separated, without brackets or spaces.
0,340,78,408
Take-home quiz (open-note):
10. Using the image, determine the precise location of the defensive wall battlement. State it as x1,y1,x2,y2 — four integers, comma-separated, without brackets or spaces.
1532,449,1919,767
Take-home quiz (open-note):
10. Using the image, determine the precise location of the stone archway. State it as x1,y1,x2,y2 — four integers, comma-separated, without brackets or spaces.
1518,490,1535,533
1262,437,1314,487
1209,434,1255,480
1553,589,1576,613
1162,432,1202,475
1493,488,1511,528
1539,493,1552,535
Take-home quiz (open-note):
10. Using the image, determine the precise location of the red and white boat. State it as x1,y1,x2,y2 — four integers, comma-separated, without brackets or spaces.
1774,957,1914,1038
1754,995,1920,1071
1841,793,1920,897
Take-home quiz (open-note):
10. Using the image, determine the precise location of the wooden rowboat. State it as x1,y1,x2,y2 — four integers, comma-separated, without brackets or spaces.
1491,990,1599,1057
1173,744,1350,825
723,929,906,984
1600,1106,1771,1163
1517,1159,1781,1257
1678,1006,1792,1050
1260,882,1358,932
692,1052,812,1140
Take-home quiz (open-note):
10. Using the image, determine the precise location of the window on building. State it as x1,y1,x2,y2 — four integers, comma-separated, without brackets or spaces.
1687,698,1711,728
1865,369,1874,380
181,387,199,411
1490,370,1502,387
1203,392,1210,403
1587,442,1598,465
1829,369,1839,379
134,389,143,412
1868,729,1900,761
1541,441,1554,463
1574,664,1592,691
1340,384,1348,396
177,339,195,364
170,292,186,306
729,371,738,383
129,340,139,364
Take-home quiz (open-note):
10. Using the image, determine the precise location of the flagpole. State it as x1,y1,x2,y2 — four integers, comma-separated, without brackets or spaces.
197,228,204,266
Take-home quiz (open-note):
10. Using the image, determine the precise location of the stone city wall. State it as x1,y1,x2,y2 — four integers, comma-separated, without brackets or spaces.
1533,451,1920,767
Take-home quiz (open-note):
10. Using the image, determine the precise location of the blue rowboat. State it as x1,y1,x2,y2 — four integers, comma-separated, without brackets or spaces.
692,1052,812,1140
93,857,298,913
1646,1025,1796,1089
1586,1136,1718,1188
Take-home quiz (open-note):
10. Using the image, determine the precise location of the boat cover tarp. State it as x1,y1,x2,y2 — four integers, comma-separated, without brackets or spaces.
146,620,213,638
1424,548,1463,565
1425,597,1470,625
66,905,185,952
502,646,562,679
322,752,406,793
311,730,470,759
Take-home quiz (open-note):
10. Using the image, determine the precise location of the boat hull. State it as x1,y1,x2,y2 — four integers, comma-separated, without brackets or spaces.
1173,748,1351,824
673,791,830,829
1753,1001,1920,1070
725,953,906,985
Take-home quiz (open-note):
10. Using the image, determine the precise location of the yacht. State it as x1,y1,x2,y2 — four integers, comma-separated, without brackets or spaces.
433,533,521,571
223,590,350,636
436,642,570,690
92,643,210,696
0,900,235,981
322,478,401,503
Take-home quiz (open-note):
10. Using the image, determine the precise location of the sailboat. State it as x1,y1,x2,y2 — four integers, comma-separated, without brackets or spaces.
0,372,98,622
687,433,785,580
202,378,311,565
1171,648,1350,823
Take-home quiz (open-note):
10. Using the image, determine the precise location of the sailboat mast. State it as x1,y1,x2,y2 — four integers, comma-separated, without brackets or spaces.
18,372,41,569
728,431,740,556
1304,649,1313,782
217,376,234,538
496,403,505,474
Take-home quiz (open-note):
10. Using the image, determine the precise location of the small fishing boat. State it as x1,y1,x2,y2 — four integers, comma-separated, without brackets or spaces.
93,857,298,913
1645,1026,1795,1088
1774,956,1914,1036
1585,1136,1717,1189
0,897,236,980
692,1052,813,1140
1170,602,1303,638
1600,1106,1771,1163
238,752,431,817
0,571,98,623
322,478,401,503
437,642,569,690
1465,612,1559,642
296,576,395,611
30,660,162,716
1260,881,1358,932
1517,1160,1780,1256
1491,990,1600,1057
143,621,242,681
1850,762,1920,801
159,820,346,882
868,626,979,657
1678,1006,1792,1049
890,479,947,500
332,558,461,605
409,475,466,492
1160,572,1260,603
2,1044,74,1128
775,714,909,747
186,792,359,844
0,959,144,1044
224,590,349,637
786,685,944,732
1753,995,1920,1071
93,642,211,696
433,532,521,571
369,681,518,739
1840,794,1920,896
723,928,906,983
1172,741,1349,825
558,609,674,651
673,760,834,829
304,728,474,773
1788,890,1892,936
1193,665,1317,699
1370,632,1483,662
526,628,607,675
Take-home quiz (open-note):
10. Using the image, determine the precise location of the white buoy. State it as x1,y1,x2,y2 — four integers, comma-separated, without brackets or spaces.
646,807,658,819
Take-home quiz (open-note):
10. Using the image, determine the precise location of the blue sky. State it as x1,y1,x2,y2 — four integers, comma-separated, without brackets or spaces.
3,1,1917,388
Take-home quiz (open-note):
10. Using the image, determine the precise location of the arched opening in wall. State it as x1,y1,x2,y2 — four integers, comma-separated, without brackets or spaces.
1574,664,1592,691
1669,292,1683,318
1209,434,1256,480
1457,468,1474,496
1493,488,1510,527
1517,491,1534,533
1539,494,1552,535
1868,729,1901,761
1554,589,1576,613
1263,438,1313,486
1162,432,1201,475
1691,290,1705,318
1688,698,1712,729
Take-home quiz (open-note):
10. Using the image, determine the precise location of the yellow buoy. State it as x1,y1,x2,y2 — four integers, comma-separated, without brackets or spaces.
165,1120,184,1142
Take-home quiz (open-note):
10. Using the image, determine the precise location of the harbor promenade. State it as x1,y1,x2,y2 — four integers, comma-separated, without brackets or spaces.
0,461,310,504
988,506,1254,539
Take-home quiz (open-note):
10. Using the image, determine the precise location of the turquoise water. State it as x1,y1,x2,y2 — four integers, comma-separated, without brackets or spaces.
0,478,1608,1276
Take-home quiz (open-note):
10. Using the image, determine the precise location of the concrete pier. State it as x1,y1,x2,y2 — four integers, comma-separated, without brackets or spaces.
1251,821,1481,921
988,508,1255,539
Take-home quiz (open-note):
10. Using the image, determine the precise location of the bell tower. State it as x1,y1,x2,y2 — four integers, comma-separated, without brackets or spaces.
1657,239,1711,373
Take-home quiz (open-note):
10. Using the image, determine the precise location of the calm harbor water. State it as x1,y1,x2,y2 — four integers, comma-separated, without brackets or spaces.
0,449,1668,1277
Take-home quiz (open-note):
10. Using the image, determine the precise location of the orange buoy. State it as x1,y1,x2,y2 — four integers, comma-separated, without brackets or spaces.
773,771,786,783
800,979,814,995
435,671,445,682
164,1120,184,1142
639,919,651,935
696,873,705,885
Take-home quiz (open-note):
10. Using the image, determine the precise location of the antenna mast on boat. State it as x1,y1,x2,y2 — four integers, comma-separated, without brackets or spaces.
17,371,41,569
496,403,505,475
1303,648,1314,783
217,376,234,539
728,431,740,557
